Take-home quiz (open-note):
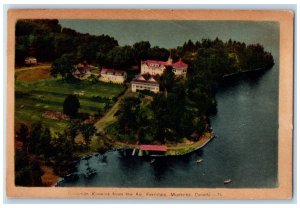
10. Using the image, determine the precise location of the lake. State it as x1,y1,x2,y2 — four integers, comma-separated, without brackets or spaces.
58,20,279,188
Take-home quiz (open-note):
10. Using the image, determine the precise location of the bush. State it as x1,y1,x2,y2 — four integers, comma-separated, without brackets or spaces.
87,74,99,83
63,94,80,117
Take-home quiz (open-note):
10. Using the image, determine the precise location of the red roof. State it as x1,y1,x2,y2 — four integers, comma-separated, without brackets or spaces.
172,59,188,68
131,74,159,85
142,60,169,66
139,145,167,152
142,59,188,69
101,68,126,76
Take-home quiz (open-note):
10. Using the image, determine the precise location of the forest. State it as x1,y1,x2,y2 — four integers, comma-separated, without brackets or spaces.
16,19,274,72
15,19,274,186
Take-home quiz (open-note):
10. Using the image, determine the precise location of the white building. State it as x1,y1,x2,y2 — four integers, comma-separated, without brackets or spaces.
140,58,188,77
171,59,188,77
100,68,127,84
131,74,160,93
141,60,167,76
74,63,92,79
24,57,37,65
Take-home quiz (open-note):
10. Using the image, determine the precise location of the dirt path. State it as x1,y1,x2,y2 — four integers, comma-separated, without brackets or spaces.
94,88,130,132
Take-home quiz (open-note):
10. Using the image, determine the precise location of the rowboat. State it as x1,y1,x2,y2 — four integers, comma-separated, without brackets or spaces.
224,179,232,184
196,159,203,163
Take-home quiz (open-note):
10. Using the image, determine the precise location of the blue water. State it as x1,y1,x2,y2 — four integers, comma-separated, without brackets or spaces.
58,20,279,188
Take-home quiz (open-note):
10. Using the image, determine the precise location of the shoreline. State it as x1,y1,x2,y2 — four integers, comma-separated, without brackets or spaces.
221,65,271,79
54,130,215,186
49,66,271,186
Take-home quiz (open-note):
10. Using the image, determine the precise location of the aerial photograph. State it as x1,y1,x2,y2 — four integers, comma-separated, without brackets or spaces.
14,19,278,188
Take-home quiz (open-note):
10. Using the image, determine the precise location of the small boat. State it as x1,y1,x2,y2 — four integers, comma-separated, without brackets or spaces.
196,158,204,163
224,179,232,184
150,159,156,164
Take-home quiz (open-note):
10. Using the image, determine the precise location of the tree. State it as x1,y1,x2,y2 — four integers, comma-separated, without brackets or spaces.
51,54,76,79
15,149,44,186
38,127,52,158
106,46,134,69
16,123,29,142
28,121,43,154
63,94,80,117
147,46,169,61
51,133,74,174
66,120,81,145
117,97,141,134
159,67,175,97
104,100,111,112
80,123,96,146
133,41,151,66
26,121,52,158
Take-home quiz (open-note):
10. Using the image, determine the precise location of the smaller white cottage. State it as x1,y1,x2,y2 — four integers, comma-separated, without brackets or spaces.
24,57,37,65
171,59,188,77
74,63,92,79
131,74,160,93
100,68,127,84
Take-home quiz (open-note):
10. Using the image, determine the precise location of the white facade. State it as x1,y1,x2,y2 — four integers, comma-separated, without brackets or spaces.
131,83,159,93
172,67,187,77
100,69,127,84
141,59,188,77
24,57,37,65
131,75,159,93
141,61,166,76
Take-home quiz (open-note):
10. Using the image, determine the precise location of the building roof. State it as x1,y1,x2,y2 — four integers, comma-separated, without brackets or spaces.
25,57,37,60
142,58,188,69
172,59,188,69
131,74,159,85
139,144,167,152
101,68,126,76
142,60,169,66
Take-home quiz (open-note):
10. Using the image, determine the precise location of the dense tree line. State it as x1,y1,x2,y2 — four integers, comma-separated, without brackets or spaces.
15,120,96,186
113,39,273,144
115,69,212,144
16,20,273,76
178,38,274,74
15,20,170,69
15,20,275,155
15,20,118,65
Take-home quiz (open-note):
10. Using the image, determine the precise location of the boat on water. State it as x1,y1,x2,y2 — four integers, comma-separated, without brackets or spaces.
224,179,232,184
150,159,156,164
196,158,204,163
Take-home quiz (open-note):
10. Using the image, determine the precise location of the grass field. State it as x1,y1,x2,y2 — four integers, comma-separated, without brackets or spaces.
15,64,53,82
15,66,125,133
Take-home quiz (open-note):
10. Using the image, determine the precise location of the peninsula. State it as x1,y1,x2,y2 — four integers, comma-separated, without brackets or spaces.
14,20,274,186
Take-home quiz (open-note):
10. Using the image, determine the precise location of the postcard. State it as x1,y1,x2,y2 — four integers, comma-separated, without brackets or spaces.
6,9,294,199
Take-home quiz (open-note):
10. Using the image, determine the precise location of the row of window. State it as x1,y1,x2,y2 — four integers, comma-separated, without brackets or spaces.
102,74,126,77
172,69,187,73
133,84,159,91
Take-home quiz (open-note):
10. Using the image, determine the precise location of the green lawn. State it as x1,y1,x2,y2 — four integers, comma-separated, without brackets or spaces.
15,78,125,133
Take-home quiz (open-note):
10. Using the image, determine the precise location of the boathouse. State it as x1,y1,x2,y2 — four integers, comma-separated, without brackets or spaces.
132,144,168,156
